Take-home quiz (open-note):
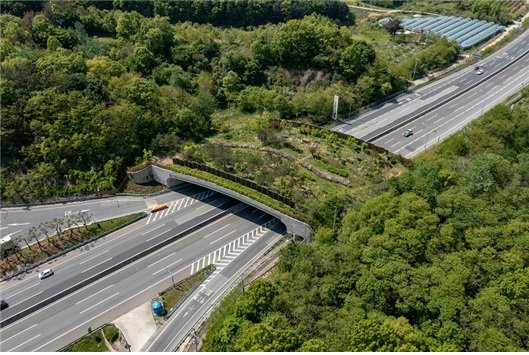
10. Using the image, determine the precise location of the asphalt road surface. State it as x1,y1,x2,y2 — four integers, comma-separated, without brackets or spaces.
0,183,209,246
0,193,234,324
0,202,282,351
334,28,529,158
142,222,285,352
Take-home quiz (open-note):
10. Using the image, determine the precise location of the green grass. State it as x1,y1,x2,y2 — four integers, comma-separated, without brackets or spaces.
351,29,391,43
180,111,402,221
159,265,214,313
102,324,119,343
122,180,166,194
62,325,119,352
84,213,143,238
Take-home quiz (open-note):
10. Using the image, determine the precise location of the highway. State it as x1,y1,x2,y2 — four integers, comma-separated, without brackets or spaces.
142,222,285,352
0,184,210,246
334,28,529,158
0,200,283,351
0,193,234,325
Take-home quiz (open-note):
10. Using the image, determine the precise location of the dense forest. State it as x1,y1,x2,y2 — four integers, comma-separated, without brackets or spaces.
202,95,529,351
0,0,459,202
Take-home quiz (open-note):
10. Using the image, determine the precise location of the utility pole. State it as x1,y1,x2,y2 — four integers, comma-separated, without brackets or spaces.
240,274,245,295
168,269,175,288
190,328,198,352
411,56,418,81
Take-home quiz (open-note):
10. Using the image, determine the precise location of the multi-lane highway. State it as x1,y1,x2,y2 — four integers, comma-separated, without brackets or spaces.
0,192,283,351
0,184,209,246
335,28,529,158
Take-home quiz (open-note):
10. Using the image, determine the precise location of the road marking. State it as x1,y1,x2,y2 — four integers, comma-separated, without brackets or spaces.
152,258,183,275
146,213,153,224
146,229,171,242
7,333,41,352
202,224,230,239
196,204,209,211
7,223,30,226
30,264,188,351
0,323,39,344
80,257,112,273
258,213,267,219
209,230,238,245
8,282,40,297
169,200,178,213
390,141,401,149
3,229,22,238
0,227,7,230
141,223,165,236
80,292,119,314
76,284,114,305
155,232,284,352
79,250,109,265
10,291,43,308
147,252,175,268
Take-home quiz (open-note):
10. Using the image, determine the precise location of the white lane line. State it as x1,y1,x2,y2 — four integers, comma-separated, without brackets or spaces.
80,257,112,273
79,250,109,265
8,282,40,297
0,323,39,344
7,223,30,226
76,284,114,305
0,227,8,230
175,199,184,211
258,213,267,219
7,334,41,352
146,229,171,242
196,204,209,211
34,264,190,352
202,224,231,239
152,258,183,275
183,197,191,208
209,230,238,245
3,229,22,238
10,291,43,308
80,292,119,314
147,252,175,268
141,223,165,236
170,200,178,213
146,213,153,224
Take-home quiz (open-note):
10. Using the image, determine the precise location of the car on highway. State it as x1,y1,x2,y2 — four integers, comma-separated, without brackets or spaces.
38,268,54,279
402,129,414,137
0,300,8,310
476,68,484,75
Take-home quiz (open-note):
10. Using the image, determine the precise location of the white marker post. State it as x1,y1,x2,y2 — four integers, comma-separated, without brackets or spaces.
332,95,339,120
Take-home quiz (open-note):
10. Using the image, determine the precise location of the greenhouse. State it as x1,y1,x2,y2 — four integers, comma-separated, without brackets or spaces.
401,16,504,49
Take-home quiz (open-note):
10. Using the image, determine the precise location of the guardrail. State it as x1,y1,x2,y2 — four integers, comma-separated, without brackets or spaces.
1,213,147,282
172,158,295,208
364,43,529,142
0,201,237,328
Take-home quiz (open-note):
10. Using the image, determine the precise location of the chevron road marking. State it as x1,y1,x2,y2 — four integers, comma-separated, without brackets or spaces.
189,219,277,283
146,191,216,224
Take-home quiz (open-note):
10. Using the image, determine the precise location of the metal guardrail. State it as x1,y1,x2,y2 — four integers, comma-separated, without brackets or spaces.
364,43,529,143
1,213,147,282
0,203,236,328
172,158,295,208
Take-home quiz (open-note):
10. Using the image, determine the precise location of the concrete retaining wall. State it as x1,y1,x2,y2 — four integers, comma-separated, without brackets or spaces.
128,165,314,240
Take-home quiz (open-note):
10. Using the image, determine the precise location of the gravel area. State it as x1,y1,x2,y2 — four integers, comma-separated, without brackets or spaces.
113,303,157,352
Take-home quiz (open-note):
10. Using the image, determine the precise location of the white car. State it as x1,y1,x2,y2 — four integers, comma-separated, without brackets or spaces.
476,68,484,75
38,269,54,279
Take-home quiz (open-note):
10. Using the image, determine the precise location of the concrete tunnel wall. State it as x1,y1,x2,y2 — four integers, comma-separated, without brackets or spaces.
128,164,314,240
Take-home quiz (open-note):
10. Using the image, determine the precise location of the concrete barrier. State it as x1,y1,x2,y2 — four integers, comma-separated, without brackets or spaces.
128,164,314,240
